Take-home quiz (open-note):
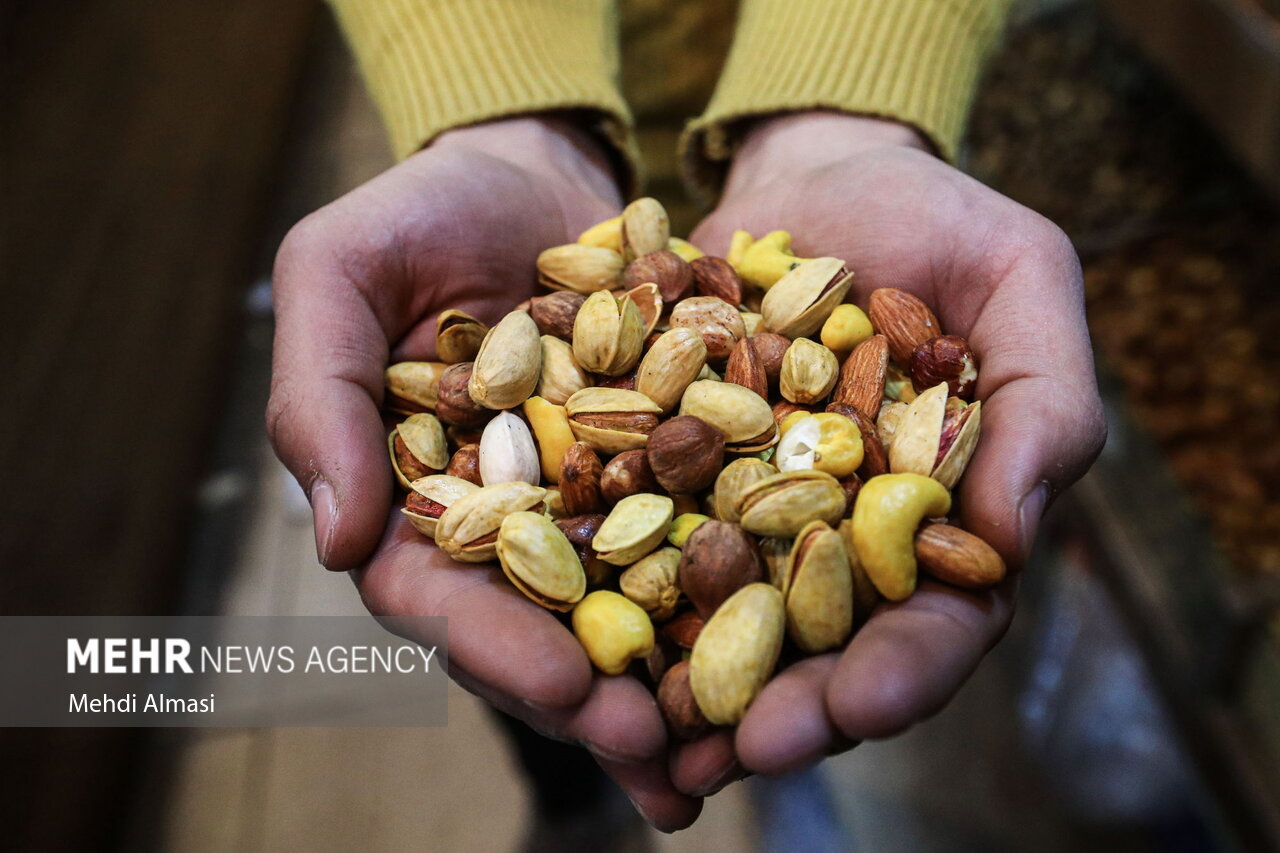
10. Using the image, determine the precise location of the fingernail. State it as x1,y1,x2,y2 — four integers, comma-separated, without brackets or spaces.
311,479,336,567
584,740,643,764
690,760,744,797
1018,482,1050,560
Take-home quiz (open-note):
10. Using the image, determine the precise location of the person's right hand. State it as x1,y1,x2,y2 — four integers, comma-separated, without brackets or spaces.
268,116,704,830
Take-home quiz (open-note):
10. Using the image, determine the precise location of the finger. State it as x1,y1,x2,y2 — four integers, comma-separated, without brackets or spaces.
594,753,703,833
957,233,1106,564
354,516,594,709
827,579,1016,740
268,234,391,571
736,654,854,775
669,729,738,796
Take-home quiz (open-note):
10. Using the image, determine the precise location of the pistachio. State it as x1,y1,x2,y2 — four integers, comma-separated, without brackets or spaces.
679,520,765,619
736,470,847,538
496,511,586,611
565,387,662,454
401,474,480,538
647,415,725,494
689,583,784,725
478,411,541,486
592,493,674,565
537,243,624,294
740,312,764,337
621,197,670,261
782,521,853,653
761,257,853,339
530,291,586,341
877,401,908,449
535,336,590,405
384,361,447,414
435,481,547,562
558,442,604,516
572,290,645,376
658,661,712,740
667,513,710,548
389,413,448,489
888,382,982,489
445,443,482,486
572,590,655,675
758,536,792,590
522,396,577,483
779,338,839,404
469,310,542,410
436,362,494,429
620,546,682,621
600,449,659,504
635,328,708,414
435,309,488,364
713,458,778,523
679,380,777,453
669,296,746,362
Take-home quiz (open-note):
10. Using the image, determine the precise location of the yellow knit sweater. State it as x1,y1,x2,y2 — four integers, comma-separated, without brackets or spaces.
330,0,1011,198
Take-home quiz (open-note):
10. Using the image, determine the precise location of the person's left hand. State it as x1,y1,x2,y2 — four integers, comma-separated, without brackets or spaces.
656,112,1106,801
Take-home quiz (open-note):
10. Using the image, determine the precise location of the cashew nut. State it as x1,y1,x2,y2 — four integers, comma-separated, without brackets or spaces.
732,230,809,291
850,473,951,601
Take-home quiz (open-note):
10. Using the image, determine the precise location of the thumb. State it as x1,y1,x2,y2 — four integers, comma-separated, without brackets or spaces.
267,238,393,572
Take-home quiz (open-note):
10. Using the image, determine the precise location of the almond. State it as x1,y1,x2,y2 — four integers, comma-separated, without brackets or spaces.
868,289,941,364
832,335,888,418
724,338,768,399
825,402,888,477
914,523,1006,588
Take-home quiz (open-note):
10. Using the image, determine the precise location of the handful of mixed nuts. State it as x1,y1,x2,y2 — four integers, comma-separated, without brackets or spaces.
385,197,1005,736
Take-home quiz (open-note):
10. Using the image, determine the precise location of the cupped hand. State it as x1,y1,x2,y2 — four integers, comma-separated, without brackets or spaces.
667,112,1106,797
267,117,702,830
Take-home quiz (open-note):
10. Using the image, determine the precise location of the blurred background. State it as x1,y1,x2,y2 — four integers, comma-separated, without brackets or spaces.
4,0,1279,850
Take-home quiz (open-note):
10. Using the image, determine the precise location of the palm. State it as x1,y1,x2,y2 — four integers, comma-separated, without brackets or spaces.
668,145,1103,784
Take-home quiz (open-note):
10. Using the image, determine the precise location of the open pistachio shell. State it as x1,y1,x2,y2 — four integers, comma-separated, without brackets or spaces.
932,401,981,490
402,475,481,538
689,583,784,725
436,309,488,364
624,282,664,337
536,335,591,405
572,290,645,376
783,521,853,653
537,244,625,293
496,511,586,611
888,382,947,477
679,380,777,452
565,387,662,455
385,361,447,414
435,482,547,563
713,458,778,523
592,493,674,565
389,413,448,489
761,258,853,339
736,470,846,538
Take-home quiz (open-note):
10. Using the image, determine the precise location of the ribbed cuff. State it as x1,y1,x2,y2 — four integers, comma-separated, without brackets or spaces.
330,0,637,177
681,0,1010,202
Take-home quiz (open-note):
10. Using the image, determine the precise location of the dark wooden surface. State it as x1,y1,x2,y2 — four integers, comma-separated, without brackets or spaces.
1,1,316,849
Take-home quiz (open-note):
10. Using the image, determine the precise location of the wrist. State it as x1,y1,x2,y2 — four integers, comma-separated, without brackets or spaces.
433,115,624,217
724,111,931,197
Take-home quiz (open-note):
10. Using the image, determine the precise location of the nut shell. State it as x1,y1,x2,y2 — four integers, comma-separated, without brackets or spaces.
761,258,853,339
478,411,541,486
689,583,784,725
565,387,662,454
535,336,591,405
401,475,480,538
385,361,446,414
620,546,682,621
435,309,488,364
389,413,448,489
537,244,624,294
635,328,708,414
572,290,646,377
496,511,586,611
737,470,847,538
679,380,777,452
592,493,675,565
783,521,854,653
469,310,542,410
779,338,839,404
435,481,547,562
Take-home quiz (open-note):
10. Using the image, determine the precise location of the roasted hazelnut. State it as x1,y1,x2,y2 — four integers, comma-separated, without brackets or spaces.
658,661,712,740
446,443,483,485
690,256,743,307
530,292,586,341
647,415,725,494
600,449,659,504
678,520,765,619
436,363,494,429
624,250,693,304
910,335,978,399
555,514,610,588
750,333,791,388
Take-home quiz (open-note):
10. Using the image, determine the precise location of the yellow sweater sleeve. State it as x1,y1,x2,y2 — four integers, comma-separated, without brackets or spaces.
682,0,1012,200
329,0,636,169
